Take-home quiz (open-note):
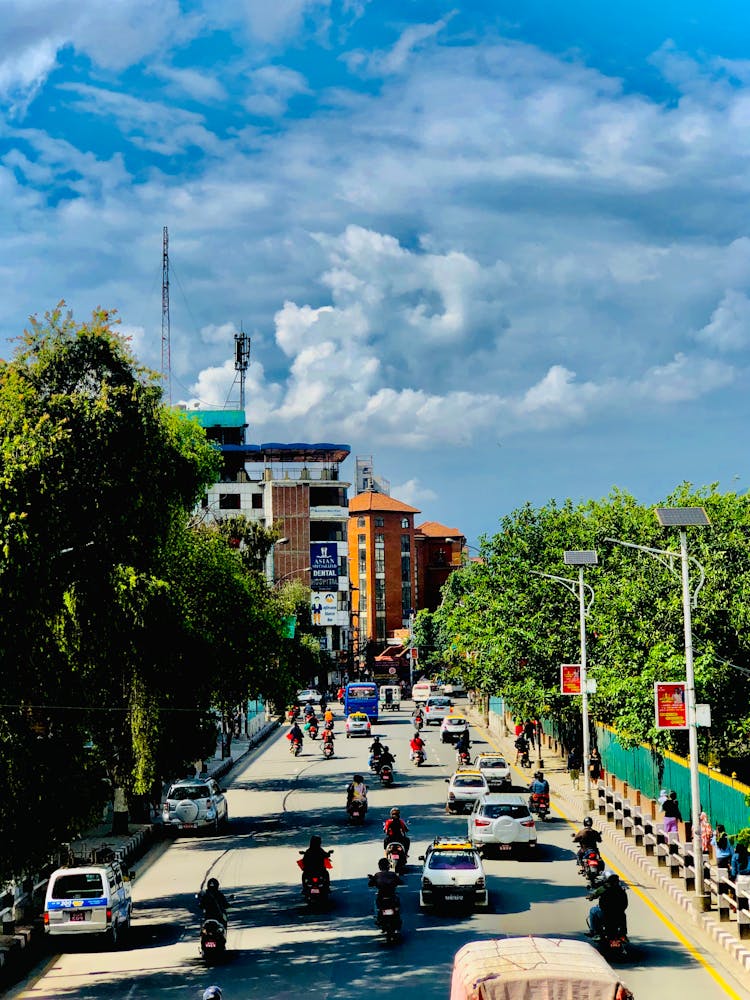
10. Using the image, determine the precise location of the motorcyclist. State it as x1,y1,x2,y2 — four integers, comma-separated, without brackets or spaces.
383,807,410,854
413,705,425,724
347,773,368,815
303,700,315,718
368,857,403,922
587,870,628,938
324,707,334,726
455,728,471,754
287,722,304,745
300,834,333,889
514,733,530,763
287,704,300,721
322,726,335,750
409,732,426,760
368,735,384,767
572,816,603,866
198,877,229,927
305,711,319,730
377,745,396,774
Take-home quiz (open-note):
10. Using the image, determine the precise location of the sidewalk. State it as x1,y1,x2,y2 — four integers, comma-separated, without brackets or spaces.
469,709,750,979
0,718,278,988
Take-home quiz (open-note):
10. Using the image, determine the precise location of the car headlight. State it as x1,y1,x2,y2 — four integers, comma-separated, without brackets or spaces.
475,877,485,889
422,877,432,887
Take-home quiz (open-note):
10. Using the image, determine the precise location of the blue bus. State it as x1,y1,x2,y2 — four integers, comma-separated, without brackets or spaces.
344,682,379,722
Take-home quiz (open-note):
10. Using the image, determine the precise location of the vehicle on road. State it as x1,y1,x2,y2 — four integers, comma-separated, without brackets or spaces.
44,861,134,946
162,778,228,834
579,847,605,885
446,768,490,814
467,793,537,855
411,680,438,704
441,682,466,697
199,916,227,962
344,681,379,721
529,791,550,820
419,838,488,912
450,936,634,1000
345,711,372,737
379,762,395,786
379,684,401,710
424,695,453,725
385,840,408,874
441,714,470,744
297,688,321,706
473,752,512,791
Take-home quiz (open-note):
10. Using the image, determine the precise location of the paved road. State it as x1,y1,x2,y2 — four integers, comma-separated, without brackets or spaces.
12,707,750,1000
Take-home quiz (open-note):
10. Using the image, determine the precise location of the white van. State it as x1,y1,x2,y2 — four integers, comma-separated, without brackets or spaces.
44,860,133,946
411,681,438,704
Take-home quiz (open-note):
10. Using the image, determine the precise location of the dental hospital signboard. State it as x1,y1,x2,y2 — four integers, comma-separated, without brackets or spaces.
310,542,338,592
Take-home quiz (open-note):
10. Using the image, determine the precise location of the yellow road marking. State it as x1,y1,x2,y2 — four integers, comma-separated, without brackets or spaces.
480,726,745,999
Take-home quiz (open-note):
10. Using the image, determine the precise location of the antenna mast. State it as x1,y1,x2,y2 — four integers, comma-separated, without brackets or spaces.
234,328,251,442
161,226,171,404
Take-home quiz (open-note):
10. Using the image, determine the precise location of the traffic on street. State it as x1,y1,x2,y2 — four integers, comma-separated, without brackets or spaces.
11,702,750,1000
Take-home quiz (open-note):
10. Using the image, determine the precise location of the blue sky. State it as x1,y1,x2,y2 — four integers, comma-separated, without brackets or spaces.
2,1,750,545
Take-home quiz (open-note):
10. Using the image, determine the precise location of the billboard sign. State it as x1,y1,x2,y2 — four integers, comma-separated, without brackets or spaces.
310,542,339,591
655,681,688,729
311,591,338,626
560,664,582,695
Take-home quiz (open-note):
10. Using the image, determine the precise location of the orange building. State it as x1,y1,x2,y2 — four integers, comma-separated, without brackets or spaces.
414,521,465,612
348,492,420,655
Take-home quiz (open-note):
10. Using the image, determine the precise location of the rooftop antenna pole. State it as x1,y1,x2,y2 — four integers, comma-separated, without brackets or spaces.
234,327,250,440
161,226,171,404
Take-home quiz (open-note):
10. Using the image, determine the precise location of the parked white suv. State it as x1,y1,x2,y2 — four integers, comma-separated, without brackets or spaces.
162,777,228,834
467,793,537,856
419,837,488,911
474,752,512,791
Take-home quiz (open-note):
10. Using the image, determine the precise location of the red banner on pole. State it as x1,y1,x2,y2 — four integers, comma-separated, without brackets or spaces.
560,664,582,695
654,681,688,729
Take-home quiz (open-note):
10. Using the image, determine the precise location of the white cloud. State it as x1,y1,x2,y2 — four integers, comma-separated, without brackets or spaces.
390,478,436,507
151,65,227,103
695,290,750,352
635,353,736,403
244,64,310,118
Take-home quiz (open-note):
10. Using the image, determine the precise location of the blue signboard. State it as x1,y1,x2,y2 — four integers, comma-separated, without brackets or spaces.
310,542,339,592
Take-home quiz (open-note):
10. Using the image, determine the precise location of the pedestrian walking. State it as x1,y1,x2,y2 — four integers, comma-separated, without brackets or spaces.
523,719,536,748
661,791,681,837
699,810,713,854
732,842,750,889
588,748,601,782
567,748,581,790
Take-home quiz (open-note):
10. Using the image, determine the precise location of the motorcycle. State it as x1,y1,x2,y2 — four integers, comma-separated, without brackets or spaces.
579,847,605,885
529,791,550,820
412,748,426,767
456,747,471,767
199,917,227,961
297,854,333,909
307,723,319,740
414,716,424,732
368,881,402,945
379,764,395,786
586,902,629,960
322,740,334,759
347,799,367,824
287,707,300,723
289,737,302,756
385,841,408,874
324,719,334,732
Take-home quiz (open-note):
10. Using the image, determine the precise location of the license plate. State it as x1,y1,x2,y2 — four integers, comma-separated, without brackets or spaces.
382,909,395,916
445,894,463,901
69,911,87,922
180,823,197,829
498,843,512,851
310,888,320,895
205,941,216,948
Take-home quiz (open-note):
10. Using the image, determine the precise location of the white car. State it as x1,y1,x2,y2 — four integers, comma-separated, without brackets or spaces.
297,689,321,706
441,714,470,744
424,695,453,725
473,752,512,791
345,712,372,737
419,837,488,911
467,793,537,856
162,777,229,834
446,768,490,814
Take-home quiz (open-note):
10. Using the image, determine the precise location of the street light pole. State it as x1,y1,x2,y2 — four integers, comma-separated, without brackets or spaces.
606,505,711,909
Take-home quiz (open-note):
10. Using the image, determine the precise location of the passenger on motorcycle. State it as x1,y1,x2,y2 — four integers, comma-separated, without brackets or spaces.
455,729,471,754
409,733,426,760
587,871,628,938
300,834,333,888
322,727,335,744
572,816,602,865
347,774,368,815
303,700,316,717
304,712,319,731
324,708,334,725
376,746,396,773
198,877,229,927
287,722,304,745
514,734,529,762
383,808,410,853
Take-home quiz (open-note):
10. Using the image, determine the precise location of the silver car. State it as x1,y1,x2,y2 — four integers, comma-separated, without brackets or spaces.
162,778,229,834
445,769,489,814
467,793,537,856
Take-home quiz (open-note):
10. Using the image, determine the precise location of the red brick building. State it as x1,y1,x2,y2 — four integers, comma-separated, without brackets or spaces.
414,521,465,611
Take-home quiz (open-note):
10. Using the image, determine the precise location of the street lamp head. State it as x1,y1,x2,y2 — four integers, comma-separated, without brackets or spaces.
654,507,711,528
563,550,598,566
275,537,290,545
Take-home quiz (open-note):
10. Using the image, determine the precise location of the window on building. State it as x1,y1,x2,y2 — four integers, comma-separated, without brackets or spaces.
219,494,241,510
375,533,385,575
401,555,411,582
357,517,365,527
401,534,410,553
375,516,384,527
402,582,412,619
201,495,208,509
338,555,348,578
358,535,367,574
251,493,262,509
376,614,386,641
375,578,386,611
401,517,409,528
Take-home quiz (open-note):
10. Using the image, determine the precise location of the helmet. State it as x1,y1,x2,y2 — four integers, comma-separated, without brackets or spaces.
203,988,222,1000
390,808,400,818
534,771,543,779
353,774,363,782
605,871,619,884
378,858,390,871
206,878,219,891
383,745,390,752
583,817,593,828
